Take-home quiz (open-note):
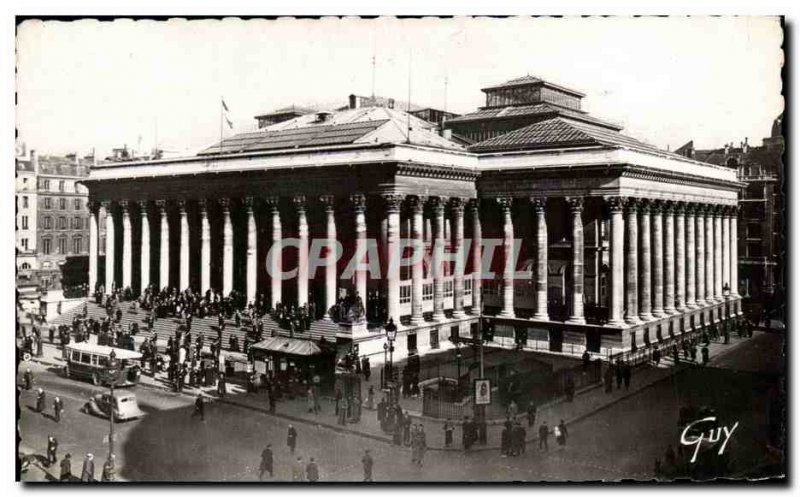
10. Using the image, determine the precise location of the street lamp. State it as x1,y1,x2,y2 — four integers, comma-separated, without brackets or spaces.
106,349,120,463
384,318,397,393
723,283,731,323
455,342,462,397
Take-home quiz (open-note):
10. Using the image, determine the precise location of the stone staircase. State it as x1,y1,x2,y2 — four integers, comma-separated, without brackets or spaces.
51,301,341,352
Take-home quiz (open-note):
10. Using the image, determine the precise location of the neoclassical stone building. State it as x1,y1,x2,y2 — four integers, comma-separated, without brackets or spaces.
82,76,742,362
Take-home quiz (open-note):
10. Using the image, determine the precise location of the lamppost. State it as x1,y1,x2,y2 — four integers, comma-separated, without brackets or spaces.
106,349,120,461
384,318,397,394
455,342,462,397
723,283,731,328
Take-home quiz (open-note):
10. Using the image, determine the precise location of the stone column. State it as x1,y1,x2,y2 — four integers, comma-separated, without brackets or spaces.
157,200,169,290
606,196,625,327
221,198,234,297
409,196,425,325
351,194,368,302
685,204,697,308
88,201,99,292
121,200,132,290
567,197,586,324
695,206,706,306
663,201,677,314
675,202,686,311
431,196,447,321
705,205,714,304
496,197,516,318
651,200,665,317
638,200,654,321
138,201,150,292
624,198,640,324
199,200,211,293
245,197,257,304
730,206,740,298
320,195,337,320
384,194,402,323
104,201,116,292
532,198,548,320
178,200,190,291
469,199,482,315
266,197,282,308
294,195,309,308
722,205,731,296
450,198,467,318
713,205,723,302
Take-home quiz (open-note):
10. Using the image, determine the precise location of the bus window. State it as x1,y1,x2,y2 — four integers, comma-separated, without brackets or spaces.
80,353,91,364
71,351,80,362
91,355,99,366
98,356,109,367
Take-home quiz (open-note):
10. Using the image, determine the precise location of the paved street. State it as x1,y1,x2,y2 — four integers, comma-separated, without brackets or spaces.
18,331,783,482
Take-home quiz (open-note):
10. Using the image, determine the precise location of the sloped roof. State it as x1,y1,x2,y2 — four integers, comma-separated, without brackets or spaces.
200,106,464,155
481,75,585,96
468,116,672,156
446,102,621,130
254,105,318,119
251,336,322,356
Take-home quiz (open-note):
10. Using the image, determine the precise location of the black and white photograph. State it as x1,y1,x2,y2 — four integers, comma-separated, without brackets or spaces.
12,15,786,483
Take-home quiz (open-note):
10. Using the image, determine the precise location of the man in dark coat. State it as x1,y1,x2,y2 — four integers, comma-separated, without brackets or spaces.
36,388,46,413
622,362,631,390
192,394,205,421
538,421,549,451
513,421,526,456
53,396,64,423
500,421,511,456
306,457,320,482
287,424,297,453
462,416,474,450
527,401,537,427
259,444,273,479
60,453,72,481
80,453,95,482
604,366,614,393
362,449,374,482
46,435,58,467
217,372,226,398
701,345,710,366
22,368,33,390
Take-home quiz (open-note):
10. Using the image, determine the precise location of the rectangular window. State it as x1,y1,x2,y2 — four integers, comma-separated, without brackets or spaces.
59,180,65,192
74,198,81,210
44,197,51,209
22,196,28,208
71,351,80,362
60,198,66,210
399,284,411,304
430,329,440,349
80,352,91,364
43,217,52,230
21,238,28,250
59,217,66,230
21,216,28,229
58,237,67,254
450,325,459,343
42,238,51,255
75,217,82,230
73,237,82,253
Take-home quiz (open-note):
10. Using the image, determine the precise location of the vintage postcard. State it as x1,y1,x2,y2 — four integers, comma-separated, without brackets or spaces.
14,16,785,483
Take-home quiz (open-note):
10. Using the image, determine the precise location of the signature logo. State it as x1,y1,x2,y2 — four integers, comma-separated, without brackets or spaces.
680,416,738,464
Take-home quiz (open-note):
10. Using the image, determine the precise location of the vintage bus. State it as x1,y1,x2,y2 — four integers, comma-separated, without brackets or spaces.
64,342,143,387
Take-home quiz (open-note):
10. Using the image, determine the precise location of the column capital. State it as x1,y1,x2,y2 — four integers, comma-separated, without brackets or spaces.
566,196,584,212
529,197,546,212
100,200,114,213
428,196,446,213
265,196,280,212
467,198,480,212
292,195,307,212
662,200,675,215
448,197,466,213
382,194,403,213
350,194,366,213
604,196,625,212
407,195,426,213
197,199,209,212
711,204,724,217
155,199,168,212
648,199,665,213
118,200,130,211
673,201,687,214
319,195,336,212
87,200,100,213
698,203,713,216
136,200,149,214
176,199,188,212
218,197,231,211
243,196,256,211
685,202,700,216
624,197,639,214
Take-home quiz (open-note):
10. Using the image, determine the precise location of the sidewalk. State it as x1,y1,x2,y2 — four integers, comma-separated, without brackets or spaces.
26,331,757,452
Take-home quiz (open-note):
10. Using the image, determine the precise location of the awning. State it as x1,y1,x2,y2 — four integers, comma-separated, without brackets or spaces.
251,337,322,357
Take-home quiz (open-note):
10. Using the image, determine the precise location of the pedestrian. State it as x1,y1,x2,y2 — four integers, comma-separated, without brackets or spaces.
287,424,297,454
269,389,277,414
46,435,58,467
306,457,320,482
582,349,590,371
101,455,115,482
259,444,273,479
36,388,46,413
362,449,374,482
443,419,454,447
60,453,72,481
556,419,568,447
622,362,631,390
192,394,205,421
701,345,709,366
653,347,661,366
527,401,537,427
501,421,511,457
22,368,33,390
292,456,304,482
80,453,95,482
417,425,427,466
53,396,64,423
217,372,226,398
403,413,412,446
306,387,315,414
690,344,697,362
367,385,375,410
538,421,549,451
462,416,474,450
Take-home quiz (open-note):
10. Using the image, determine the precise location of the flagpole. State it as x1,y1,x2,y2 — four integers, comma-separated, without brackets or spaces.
219,96,223,157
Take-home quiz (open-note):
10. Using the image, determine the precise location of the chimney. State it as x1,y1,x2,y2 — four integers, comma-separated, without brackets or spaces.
724,143,730,155
74,153,80,166
441,129,453,140
349,94,359,110
743,137,749,153
30,149,38,174
388,98,395,110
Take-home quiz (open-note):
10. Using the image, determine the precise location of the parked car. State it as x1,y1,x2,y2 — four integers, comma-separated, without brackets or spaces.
82,391,146,421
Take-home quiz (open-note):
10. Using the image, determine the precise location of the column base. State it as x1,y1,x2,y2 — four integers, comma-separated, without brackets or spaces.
498,310,516,319
605,319,627,328
625,316,642,325
664,307,678,315
532,313,548,321
639,312,654,321
566,317,586,325
452,310,468,319
469,307,481,316
432,312,446,322
410,315,425,326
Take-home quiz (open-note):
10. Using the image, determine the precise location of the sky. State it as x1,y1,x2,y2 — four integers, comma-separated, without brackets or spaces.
15,16,784,158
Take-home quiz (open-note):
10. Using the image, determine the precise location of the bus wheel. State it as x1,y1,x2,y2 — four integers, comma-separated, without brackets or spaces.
22,352,31,362
92,372,101,386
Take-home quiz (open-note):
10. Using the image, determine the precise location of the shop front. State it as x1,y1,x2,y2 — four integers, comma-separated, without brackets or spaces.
250,337,337,397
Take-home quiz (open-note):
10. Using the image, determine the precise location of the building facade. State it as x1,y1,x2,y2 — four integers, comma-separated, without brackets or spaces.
82,76,742,361
678,115,784,320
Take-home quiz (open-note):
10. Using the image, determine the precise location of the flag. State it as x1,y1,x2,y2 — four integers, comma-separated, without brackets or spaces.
221,98,233,129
